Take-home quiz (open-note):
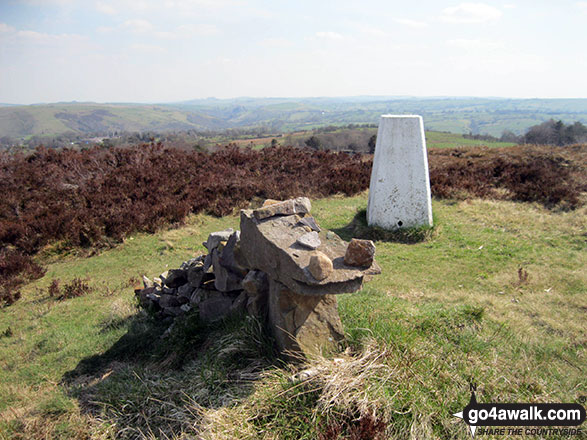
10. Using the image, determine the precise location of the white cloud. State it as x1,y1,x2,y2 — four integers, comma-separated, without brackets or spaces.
176,24,219,36
164,0,236,10
260,37,294,48
0,23,16,33
503,3,516,9
122,19,154,33
439,3,502,23
129,43,165,53
95,1,117,15
577,1,587,12
447,38,505,50
315,31,344,40
394,18,428,28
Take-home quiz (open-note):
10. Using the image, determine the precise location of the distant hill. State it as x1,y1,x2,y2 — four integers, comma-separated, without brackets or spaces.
2,97,587,138
0,103,226,138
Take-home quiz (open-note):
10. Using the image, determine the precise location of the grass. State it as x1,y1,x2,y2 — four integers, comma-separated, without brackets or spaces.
0,194,585,439
425,131,516,149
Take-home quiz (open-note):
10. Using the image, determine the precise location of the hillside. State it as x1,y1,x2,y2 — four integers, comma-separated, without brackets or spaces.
0,194,585,439
0,103,225,138
2,97,587,139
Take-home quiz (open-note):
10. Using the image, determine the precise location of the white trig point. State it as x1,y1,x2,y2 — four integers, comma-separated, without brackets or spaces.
367,115,433,229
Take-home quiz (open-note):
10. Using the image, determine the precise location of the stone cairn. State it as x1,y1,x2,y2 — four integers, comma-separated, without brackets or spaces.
136,197,380,358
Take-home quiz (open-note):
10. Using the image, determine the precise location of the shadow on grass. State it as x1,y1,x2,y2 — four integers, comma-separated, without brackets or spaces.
331,209,436,244
61,310,278,438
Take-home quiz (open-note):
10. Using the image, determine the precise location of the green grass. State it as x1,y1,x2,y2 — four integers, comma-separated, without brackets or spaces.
425,131,516,149
0,194,585,439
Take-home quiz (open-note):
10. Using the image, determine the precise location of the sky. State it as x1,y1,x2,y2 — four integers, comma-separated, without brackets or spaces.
0,0,586,104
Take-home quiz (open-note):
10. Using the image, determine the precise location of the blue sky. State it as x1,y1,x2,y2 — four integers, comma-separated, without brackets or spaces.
0,0,586,104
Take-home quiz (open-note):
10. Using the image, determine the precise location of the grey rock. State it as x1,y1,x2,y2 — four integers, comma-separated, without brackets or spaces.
219,231,247,274
180,304,192,313
190,288,207,305
187,263,205,288
296,231,321,250
230,291,248,314
163,306,185,317
138,286,157,307
199,293,234,322
164,269,188,287
268,279,344,359
240,209,367,295
253,197,311,220
177,283,194,299
212,231,246,292
298,216,321,232
159,294,181,309
142,275,154,289
159,271,169,285
162,286,177,295
203,229,235,252
180,255,205,270
242,270,269,296
213,248,244,292
246,294,268,318
145,291,161,303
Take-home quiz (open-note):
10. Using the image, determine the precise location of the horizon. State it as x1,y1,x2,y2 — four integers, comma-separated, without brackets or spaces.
1,1,587,104
3,94,587,107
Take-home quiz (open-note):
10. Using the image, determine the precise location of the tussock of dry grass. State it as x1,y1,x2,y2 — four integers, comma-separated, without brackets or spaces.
198,340,402,440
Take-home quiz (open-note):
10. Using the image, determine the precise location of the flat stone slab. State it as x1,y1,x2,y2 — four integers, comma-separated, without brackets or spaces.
240,210,373,296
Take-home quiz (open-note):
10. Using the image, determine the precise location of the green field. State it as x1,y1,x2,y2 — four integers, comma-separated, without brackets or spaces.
0,193,584,439
2,97,587,140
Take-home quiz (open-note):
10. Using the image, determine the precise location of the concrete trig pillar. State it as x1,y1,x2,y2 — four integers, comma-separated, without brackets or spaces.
367,115,433,230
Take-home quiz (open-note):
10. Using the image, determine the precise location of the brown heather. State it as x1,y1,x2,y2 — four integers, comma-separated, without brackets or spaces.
0,143,584,306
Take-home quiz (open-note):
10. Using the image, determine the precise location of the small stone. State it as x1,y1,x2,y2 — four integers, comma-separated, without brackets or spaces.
326,231,335,240
177,284,194,299
162,286,176,295
230,291,248,313
253,197,311,220
153,277,162,287
199,294,234,322
296,231,321,250
189,288,206,305
159,294,181,309
163,306,184,317
180,304,192,313
308,252,333,281
187,264,205,288
344,239,376,267
159,271,169,284
213,249,244,292
145,291,161,303
164,269,188,288
180,255,205,270
246,295,267,317
138,286,157,307
242,270,268,296
262,199,281,207
142,275,154,288
298,217,321,232
203,229,235,252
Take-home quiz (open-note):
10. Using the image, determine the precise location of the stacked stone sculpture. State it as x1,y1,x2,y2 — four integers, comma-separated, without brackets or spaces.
136,197,380,358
